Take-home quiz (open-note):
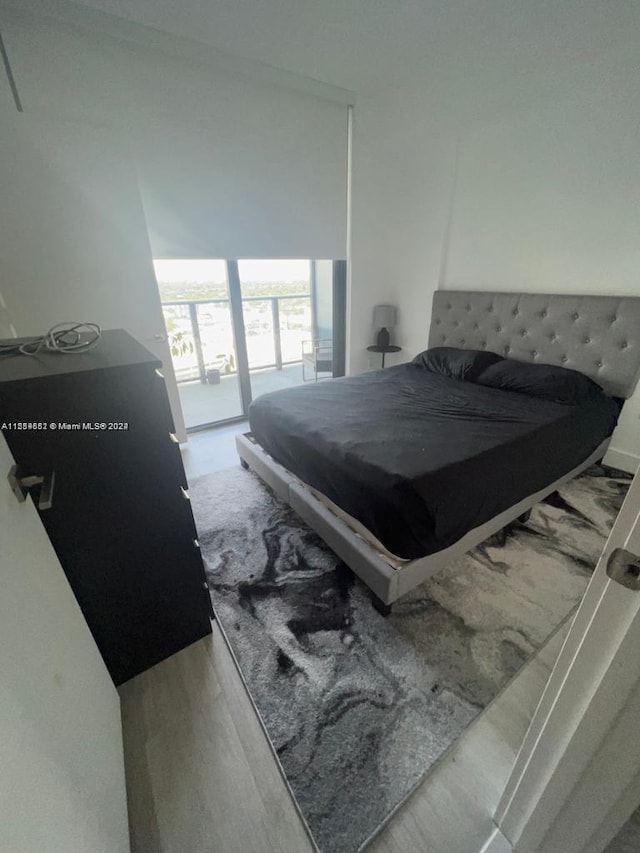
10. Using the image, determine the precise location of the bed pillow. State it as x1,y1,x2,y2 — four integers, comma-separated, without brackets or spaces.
412,347,504,381
476,358,601,404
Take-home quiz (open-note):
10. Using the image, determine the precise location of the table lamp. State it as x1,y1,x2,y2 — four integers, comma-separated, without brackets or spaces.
373,304,396,348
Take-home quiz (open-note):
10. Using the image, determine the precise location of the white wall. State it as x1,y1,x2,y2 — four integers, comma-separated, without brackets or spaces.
0,111,188,438
2,10,348,260
0,435,129,853
349,44,640,469
0,291,16,338
348,95,455,374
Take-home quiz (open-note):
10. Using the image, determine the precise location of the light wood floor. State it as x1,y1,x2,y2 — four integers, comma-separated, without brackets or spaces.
119,622,314,853
126,427,639,852
120,616,573,853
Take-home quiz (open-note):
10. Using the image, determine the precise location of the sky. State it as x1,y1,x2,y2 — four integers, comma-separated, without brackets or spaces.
153,259,311,283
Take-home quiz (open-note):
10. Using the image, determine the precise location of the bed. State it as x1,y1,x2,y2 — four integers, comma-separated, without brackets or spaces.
237,291,640,612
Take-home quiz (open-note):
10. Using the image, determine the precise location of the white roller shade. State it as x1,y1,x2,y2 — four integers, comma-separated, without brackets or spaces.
129,52,349,259
3,11,349,259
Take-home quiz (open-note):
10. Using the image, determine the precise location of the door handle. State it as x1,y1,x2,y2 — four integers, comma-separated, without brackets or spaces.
606,547,640,591
7,465,55,510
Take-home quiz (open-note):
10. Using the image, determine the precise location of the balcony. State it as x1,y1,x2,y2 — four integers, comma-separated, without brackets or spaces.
162,294,311,429
175,363,304,426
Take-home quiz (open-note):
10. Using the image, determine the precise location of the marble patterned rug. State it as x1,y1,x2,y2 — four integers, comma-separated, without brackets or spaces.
190,464,631,853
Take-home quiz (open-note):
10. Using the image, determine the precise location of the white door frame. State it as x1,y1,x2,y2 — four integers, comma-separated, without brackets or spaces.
491,470,640,853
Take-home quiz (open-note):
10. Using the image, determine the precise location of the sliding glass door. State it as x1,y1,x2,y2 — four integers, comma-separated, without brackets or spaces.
154,258,345,432
155,260,243,429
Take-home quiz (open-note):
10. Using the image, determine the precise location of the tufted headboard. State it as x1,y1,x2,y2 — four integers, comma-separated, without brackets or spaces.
428,290,640,399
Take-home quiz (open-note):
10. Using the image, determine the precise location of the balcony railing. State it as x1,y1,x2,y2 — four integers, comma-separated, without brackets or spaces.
161,294,312,384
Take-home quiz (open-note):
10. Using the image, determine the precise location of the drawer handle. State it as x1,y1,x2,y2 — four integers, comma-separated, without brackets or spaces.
8,465,55,510
155,368,164,379
169,432,179,444
180,486,190,501
193,538,200,549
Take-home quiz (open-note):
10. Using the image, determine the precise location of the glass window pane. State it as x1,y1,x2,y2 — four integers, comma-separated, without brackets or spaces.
154,259,244,428
238,260,312,394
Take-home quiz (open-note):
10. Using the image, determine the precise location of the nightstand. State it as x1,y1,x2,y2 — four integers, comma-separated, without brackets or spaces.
367,344,402,368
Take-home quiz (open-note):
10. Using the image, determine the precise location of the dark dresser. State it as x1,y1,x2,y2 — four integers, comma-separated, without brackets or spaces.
0,329,212,685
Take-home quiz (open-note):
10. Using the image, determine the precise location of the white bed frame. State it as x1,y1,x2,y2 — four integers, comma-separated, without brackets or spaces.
237,291,640,612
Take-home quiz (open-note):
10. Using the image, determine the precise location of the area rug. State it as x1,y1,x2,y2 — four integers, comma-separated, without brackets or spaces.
190,464,631,853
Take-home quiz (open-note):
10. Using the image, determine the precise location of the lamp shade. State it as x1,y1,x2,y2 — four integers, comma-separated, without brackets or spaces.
373,304,396,328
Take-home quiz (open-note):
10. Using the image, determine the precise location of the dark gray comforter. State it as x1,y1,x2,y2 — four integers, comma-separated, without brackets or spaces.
248,364,620,559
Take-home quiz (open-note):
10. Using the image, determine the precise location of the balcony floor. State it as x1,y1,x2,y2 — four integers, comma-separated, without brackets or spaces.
178,363,308,429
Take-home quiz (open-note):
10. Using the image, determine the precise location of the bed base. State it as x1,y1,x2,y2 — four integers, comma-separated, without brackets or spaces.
236,433,611,612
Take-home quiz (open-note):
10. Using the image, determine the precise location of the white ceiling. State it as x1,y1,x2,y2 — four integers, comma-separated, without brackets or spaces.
68,0,640,97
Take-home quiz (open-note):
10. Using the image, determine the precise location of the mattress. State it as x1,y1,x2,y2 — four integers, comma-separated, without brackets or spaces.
248,364,621,560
